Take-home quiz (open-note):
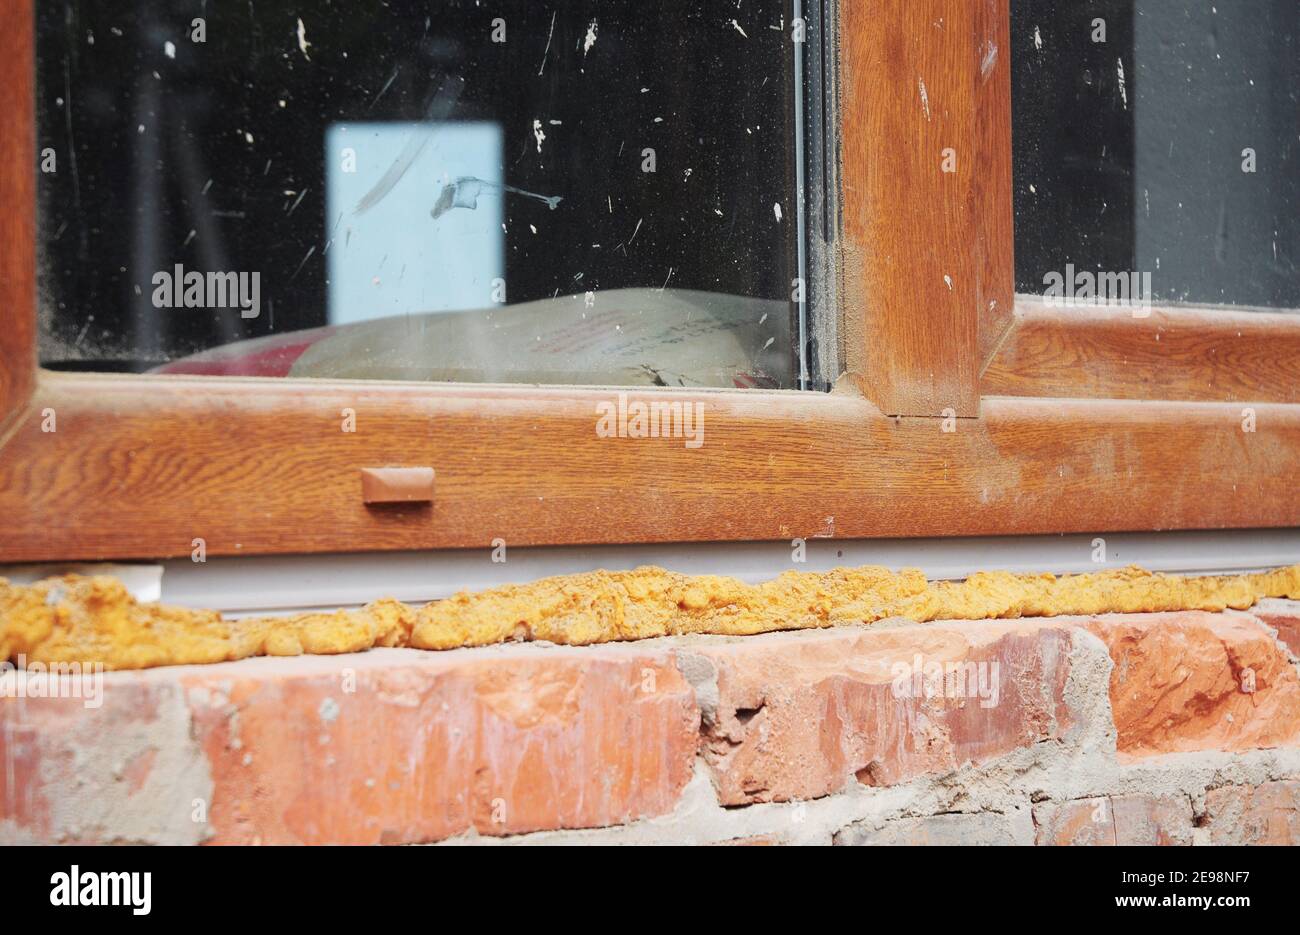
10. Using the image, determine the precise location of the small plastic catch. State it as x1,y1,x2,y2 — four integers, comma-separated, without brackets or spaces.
360,467,436,504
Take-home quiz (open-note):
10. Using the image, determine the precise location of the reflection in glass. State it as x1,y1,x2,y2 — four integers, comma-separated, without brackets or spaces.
1012,0,1300,309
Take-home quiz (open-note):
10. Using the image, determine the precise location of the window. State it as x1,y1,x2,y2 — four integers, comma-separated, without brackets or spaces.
1,0,1297,566
1012,0,1299,309
987,0,1300,404
36,1,837,390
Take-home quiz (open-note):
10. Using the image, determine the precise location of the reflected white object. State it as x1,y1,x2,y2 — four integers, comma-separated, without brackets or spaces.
325,121,504,324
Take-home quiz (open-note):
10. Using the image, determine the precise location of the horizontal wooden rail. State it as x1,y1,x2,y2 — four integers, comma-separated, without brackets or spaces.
0,372,1296,562
983,298,1300,403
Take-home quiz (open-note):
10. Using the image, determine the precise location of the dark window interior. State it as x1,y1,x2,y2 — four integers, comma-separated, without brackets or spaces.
1012,0,1300,309
37,1,811,388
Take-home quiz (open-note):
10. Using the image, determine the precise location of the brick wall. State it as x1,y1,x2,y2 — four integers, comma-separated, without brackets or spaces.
4,602,1300,845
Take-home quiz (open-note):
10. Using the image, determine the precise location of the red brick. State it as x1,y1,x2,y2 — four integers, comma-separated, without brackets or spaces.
1033,795,1193,846
2,646,699,845
0,678,206,844
1112,794,1194,845
9,605,1300,846
1252,599,1300,659
1205,781,1300,845
1034,797,1115,846
688,621,1081,805
1081,612,1300,758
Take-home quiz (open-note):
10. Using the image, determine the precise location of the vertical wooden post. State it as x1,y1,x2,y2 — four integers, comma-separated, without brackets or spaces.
841,0,1013,416
0,1,36,434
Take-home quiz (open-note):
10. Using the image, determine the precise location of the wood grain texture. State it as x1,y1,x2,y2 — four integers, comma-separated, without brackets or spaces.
983,299,1300,403
0,1,36,434
1,372,1298,563
842,0,1010,417
972,0,1016,371
2,3,1298,564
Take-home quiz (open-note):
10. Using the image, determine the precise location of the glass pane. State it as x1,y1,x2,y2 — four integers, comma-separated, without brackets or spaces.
1012,0,1300,309
37,1,815,387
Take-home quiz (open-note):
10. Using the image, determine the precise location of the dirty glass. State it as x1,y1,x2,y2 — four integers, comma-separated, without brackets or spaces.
36,1,821,388
1012,0,1300,309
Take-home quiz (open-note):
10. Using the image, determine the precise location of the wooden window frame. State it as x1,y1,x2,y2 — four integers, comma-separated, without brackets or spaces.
3,0,1299,564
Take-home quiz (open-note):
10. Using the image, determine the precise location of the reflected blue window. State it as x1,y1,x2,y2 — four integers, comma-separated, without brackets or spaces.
326,122,504,323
